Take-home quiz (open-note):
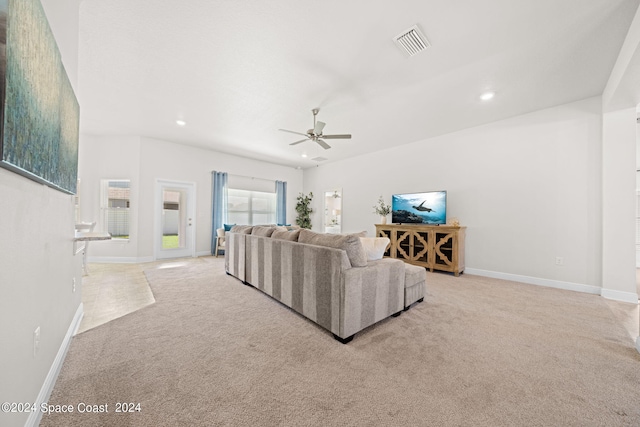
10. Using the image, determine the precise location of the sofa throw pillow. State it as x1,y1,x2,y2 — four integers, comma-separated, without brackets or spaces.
271,229,300,241
223,223,235,232
298,229,367,267
359,237,390,261
251,225,276,237
230,225,253,234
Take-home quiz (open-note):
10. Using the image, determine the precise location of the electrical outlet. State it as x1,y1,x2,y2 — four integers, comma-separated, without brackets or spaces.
33,327,40,356
72,277,76,293
555,257,564,266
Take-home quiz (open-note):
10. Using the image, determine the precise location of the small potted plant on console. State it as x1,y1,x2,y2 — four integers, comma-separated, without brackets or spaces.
373,196,391,224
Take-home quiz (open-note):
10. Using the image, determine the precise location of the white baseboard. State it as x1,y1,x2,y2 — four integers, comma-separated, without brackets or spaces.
88,256,154,264
90,254,214,263
466,268,639,304
465,268,602,295
600,288,639,304
26,303,84,427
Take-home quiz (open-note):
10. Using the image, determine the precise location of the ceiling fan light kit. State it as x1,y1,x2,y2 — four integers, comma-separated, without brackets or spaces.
279,108,351,150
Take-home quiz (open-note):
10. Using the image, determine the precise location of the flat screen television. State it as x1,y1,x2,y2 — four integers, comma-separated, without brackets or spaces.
392,191,447,225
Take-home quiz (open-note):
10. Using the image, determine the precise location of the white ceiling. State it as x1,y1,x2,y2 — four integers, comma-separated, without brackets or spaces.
77,0,639,169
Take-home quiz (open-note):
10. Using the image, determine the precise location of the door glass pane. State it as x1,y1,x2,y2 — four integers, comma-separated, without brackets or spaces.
162,190,183,249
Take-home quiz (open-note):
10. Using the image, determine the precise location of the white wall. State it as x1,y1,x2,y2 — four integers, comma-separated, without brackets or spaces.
0,170,84,427
40,0,80,94
77,135,142,260
304,97,604,292
0,2,83,426
78,135,303,262
601,0,640,349
602,107,638,302
636,119,640,269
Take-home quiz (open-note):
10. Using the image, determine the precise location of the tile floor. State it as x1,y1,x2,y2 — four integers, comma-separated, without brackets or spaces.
77,263,156,334
77,258,215,333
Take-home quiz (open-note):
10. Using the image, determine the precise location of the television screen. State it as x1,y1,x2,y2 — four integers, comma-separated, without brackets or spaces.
392,191,447,225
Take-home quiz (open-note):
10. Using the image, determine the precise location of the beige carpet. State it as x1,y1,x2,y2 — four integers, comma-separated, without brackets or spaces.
41,257,640,426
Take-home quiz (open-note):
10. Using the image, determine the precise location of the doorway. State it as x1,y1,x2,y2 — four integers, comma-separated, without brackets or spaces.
155,180,196,259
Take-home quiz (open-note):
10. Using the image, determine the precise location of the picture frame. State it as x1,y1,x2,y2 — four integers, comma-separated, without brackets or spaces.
0,0,79,195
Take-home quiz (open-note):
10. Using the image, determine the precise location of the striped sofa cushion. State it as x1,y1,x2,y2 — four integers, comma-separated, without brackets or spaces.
244,235,404,338
298,229,368,267
246,235,349,332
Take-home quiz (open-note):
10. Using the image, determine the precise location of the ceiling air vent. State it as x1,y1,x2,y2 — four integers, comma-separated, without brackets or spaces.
394,25,430,57
312,156,328,162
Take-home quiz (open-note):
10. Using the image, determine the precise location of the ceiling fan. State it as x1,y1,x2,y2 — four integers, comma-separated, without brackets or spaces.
279,108,351,150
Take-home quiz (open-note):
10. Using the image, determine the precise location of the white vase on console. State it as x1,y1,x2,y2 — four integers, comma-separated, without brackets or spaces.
380,216,387,224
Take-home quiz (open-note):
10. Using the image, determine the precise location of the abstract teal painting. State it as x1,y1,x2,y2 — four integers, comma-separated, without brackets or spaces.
0,0,79,194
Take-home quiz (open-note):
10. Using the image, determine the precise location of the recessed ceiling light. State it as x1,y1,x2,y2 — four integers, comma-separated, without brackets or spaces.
301,154,308,158
176,120,186,126
480,92,495,101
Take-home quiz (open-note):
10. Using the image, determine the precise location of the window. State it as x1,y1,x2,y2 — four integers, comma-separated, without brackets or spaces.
101,179,131,239
227,189,276,225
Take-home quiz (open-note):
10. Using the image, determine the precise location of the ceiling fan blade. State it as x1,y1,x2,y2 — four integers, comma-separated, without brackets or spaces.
321,134,352,139
316,139,331,150
289,138,308,146
314,121,326,135
279,129,309,137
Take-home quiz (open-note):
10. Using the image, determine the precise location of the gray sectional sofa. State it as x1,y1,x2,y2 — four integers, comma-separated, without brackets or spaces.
225,225,426,343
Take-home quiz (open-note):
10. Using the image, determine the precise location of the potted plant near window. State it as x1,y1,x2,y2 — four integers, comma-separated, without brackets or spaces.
296,192,314,229
373,196,391,224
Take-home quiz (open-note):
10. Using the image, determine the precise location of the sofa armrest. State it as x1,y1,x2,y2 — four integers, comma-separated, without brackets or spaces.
225,232,246,281
339,258,405,338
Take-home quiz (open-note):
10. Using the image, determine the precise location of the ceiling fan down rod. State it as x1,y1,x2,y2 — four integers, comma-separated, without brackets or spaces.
312,108,319,133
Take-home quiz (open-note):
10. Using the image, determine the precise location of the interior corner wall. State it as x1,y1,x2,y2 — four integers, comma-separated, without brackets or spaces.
78,135,303,262
303,97,603,290
0,2,83,427
602,107,638,302
637,119,640,268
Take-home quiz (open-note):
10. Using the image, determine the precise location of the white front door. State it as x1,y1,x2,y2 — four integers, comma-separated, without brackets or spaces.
156,180,196,259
